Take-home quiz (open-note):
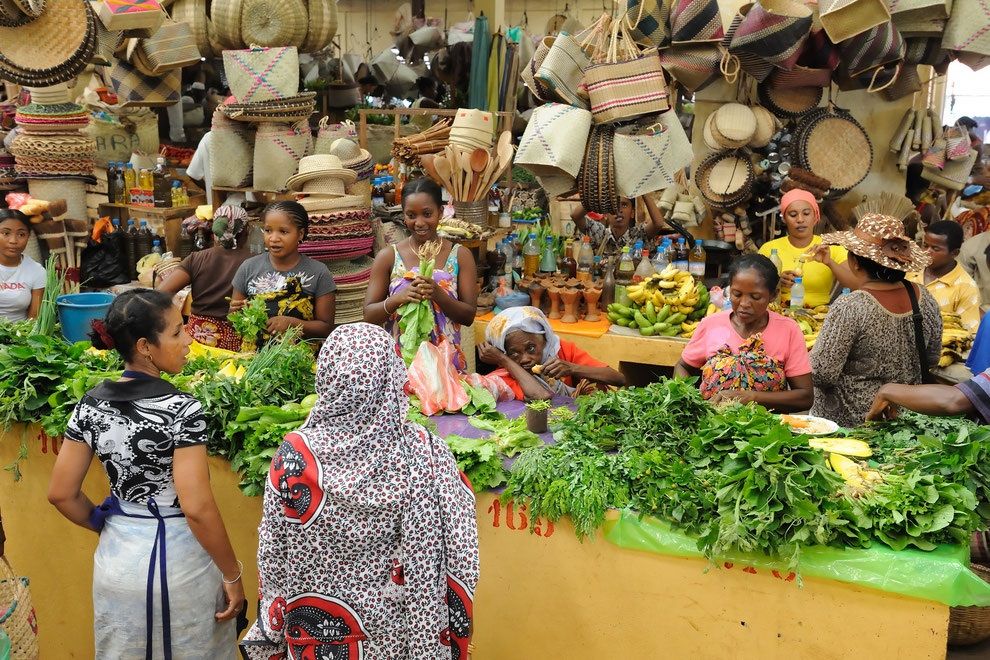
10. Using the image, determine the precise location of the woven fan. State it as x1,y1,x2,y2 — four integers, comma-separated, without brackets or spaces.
853,193,915,223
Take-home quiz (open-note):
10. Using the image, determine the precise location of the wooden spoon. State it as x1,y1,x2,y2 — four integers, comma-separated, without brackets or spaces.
434,154,453,194
468,148,490,200
460,150,473,202
444,145,460,199
476,151,499,201
495,131,513,178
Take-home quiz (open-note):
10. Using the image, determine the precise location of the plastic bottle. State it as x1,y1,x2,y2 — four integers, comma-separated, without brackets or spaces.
689,241,707,280
171,181,183,207
577,235,594,282
500,239,514,279
152,157,171,208
652,242,669,272
840,287,851,297
769,248,782,274
614,247,636,307
790,276,805,309
632,240,644,262
135,219,153,260
372,178,385,206
562,239,577,278
593,255,603,280
106,162,117,204
124,219,137,279
177,225,193,259
633,247,655,283
112,163,126,204
152,238,163,256
123,163,136,204
522,232,540,278
722,292,733,311
674,237,689,271
665,238,676,266
539,236,556,275
602,257,615,309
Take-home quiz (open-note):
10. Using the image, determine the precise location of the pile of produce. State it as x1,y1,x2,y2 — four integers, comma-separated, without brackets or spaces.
438,217,490,241
607,266,712,338
501,380,990,566
770,303,829,349
445,415,542,490
939,312,973,367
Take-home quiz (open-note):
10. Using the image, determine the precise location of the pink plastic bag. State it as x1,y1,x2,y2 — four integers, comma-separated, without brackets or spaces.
407,340,469,415
461,372,515,402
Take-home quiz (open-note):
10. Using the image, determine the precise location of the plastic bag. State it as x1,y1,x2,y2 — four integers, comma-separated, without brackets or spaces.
462,372,515,402
80,220,129,287
407,340,469,415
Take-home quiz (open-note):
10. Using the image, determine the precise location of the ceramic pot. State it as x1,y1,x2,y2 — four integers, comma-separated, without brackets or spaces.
528,280,546,311
547,286,562,319
525,406,548,433
560,287,580,323
583,286,602,321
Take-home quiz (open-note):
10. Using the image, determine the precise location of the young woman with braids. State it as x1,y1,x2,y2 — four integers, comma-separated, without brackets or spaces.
230,200,336,340
48,289,244,658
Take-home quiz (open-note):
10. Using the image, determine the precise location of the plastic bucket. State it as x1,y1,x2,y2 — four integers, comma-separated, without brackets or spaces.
56,292,114,344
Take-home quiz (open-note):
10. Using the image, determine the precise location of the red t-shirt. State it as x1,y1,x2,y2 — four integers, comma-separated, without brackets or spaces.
496,339,609,400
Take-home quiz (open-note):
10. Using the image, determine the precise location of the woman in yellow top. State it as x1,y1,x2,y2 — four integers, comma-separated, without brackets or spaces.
759,190,855,307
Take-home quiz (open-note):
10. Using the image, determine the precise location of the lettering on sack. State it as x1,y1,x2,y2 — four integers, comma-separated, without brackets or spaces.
488,499,554,538
0,282,27,290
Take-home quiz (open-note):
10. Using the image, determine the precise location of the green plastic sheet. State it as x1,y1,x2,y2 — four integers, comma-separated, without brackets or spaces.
603,509,990,607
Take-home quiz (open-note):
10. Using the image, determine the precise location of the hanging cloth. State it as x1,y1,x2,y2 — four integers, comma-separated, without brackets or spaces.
468,14,491,110
487,31,505,118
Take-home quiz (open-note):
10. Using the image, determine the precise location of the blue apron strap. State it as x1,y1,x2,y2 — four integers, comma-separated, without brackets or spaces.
144,500,182,660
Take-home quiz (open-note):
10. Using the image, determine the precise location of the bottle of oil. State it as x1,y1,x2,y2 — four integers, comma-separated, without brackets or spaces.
522,233,540,279
152,157,171,208
123,163,136,204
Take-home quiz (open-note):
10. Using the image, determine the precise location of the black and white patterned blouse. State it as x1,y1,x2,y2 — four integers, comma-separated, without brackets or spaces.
64,378,208,508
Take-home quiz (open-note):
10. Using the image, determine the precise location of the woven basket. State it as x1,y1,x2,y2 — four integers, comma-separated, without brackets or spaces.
798,108,872,195
0,557,38,660
252,119,312,192
29,177,86,219
220,94,316,123
749,105,777,148
223,46,300,103
819,0,891,43
210,0,244,50
516,102,593,180
314,117,357,154
757,82,823,117
170,0,209,58
0,0,97,87
696,151,754,208
728,0,813,73
948,563,990,647
301,0,337,53
613,109,692,198
210,113,254,187
241,0,308,49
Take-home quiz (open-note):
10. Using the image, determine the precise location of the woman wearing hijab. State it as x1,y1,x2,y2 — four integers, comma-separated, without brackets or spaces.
759,189,855,306
158,206,253,350
241,323,479,660
477,306,625,401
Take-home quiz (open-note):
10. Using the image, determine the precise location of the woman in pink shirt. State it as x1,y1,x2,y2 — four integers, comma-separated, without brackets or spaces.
674,254,813,412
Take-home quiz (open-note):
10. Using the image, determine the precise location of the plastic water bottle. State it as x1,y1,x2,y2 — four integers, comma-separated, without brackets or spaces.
674,237,689,271
152,239,163,256
652,243,669,272
769,248,782,273
840,287,851,297
689,241,707,280
632,240,644,262
634,247,655,282
790,276,805,309
577,235,594,282
722,290,733,311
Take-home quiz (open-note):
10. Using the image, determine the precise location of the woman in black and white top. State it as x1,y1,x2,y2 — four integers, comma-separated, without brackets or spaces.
48,289,243,659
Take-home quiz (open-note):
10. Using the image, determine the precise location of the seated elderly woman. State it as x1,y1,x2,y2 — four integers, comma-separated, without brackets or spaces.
478,306,625,401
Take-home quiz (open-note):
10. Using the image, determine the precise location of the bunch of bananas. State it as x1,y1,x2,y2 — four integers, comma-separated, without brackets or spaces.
606,266,714,338
769,303,829,349
939,313,974,367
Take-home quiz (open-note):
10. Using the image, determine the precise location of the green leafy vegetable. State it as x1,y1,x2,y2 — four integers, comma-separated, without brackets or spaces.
397,241,441,365
229,297,268,348
445,434,507,491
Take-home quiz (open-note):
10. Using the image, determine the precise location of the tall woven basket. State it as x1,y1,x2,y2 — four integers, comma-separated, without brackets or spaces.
949,563,990,647
0,557,38,659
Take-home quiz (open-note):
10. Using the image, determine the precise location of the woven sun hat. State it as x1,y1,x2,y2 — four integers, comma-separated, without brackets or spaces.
748,105,777,148
286,154,357,193
220,92,317,123
797,107,872,196
0,0,97,86
328,138,373,174
822,213,929,272
297,193,368,213
702,113,720,150
15,101,88,133
710,103,757,148
449,107,495,151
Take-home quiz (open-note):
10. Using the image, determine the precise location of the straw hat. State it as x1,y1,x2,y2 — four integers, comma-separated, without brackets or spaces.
328,138,373,174
297,193,368,212
15,101,88,133
822,213,929,272
286,154,357,193
449,108,495,151
0,0,97,86
748,106,777,148
0,0,41,27
26,84,69,104
710,103,756,148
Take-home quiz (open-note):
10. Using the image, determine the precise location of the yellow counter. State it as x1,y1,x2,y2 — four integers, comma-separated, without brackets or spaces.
0,428,948,658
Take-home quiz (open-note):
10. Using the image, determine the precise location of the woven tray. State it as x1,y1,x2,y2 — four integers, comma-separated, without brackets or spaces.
798,108,872,195
758,82,823,118
949,563,990,647
696,151,754,208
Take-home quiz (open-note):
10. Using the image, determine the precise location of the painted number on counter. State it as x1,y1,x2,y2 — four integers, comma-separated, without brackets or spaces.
487,499,554,538
722,562,796,582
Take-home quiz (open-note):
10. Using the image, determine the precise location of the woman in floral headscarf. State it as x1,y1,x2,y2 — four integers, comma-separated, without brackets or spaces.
158,205,252,350
241,323,479,660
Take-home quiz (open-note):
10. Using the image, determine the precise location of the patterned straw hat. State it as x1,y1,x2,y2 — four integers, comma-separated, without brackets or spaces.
286,154,357,194
822,213,929,272
328,138,373,179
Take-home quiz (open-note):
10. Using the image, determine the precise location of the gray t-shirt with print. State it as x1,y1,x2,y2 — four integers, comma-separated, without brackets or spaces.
232,254,335,320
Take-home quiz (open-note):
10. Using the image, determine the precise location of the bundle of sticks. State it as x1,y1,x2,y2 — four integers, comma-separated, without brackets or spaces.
392,119,451,164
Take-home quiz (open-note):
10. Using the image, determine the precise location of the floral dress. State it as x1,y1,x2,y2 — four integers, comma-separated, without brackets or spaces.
699,334,788,400
387,244,465,371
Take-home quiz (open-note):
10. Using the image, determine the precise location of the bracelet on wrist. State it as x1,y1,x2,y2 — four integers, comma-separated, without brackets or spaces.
223,560,244,584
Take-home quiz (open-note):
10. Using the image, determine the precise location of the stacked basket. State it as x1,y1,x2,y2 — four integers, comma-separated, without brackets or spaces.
287,154,375,325
10,85,94,181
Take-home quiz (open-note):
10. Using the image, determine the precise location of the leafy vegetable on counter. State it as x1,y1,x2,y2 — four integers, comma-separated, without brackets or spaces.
229,296,269,351
445,435,508,491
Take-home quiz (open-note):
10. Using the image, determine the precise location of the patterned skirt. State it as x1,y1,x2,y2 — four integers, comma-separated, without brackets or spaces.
186,314,241,352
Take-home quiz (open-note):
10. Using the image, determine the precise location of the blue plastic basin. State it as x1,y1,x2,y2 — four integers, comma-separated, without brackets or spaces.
56,292,114,344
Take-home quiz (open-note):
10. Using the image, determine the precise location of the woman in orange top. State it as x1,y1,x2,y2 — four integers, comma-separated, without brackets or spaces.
478,306,625,400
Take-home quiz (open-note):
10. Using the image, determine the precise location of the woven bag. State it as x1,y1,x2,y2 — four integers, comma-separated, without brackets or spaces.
819,0,891,42
922,137,947,169
240,0,308,49
521,36,555,102
300,0,337,53
879,62,921,100
578,123,618,215
584,19,669,124
613,109,691,197
137,15,201,72
253,119,312,192
516,103,593,181
625,0,671,49
942,0,990,57
839,21,905,76
222,46,299,103
84,107,160,166
728,0,814,74
109,59,180,107
945,122,972,160
670,0,722,43
0,557,39,660
536,13,611,109
314,117,356,154
210,0,243,50
169,0,209,58
659,43,721,91
923,147,977,190
210,112,254,187
888,0,950,22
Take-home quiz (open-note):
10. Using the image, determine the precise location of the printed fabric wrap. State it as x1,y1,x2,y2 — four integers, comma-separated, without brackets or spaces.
222,46,300,104
614,109,692,197
240,323,479,660
699,334,789,400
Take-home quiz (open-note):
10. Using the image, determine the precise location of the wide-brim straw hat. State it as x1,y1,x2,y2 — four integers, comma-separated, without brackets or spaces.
822,213,930,272
297,193,369,212
286,154,357,192
0,0,97,86
299,176,346,197
711,103,757,148
748,105,777,148
219,92,317,123
328,138,373,172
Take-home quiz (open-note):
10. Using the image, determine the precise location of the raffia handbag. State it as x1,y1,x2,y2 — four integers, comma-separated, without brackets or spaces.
942,0,990,57
819,0,891,42
521,36,555,102
109,59,180,107
945,122,972,161
210,112,254,187
625,0,671,48
659,43,721,91
222,46,300,103
515,102,593,181
613,109,692,197
0,557,38,660
583,18,669,124
252,119,313,192
535,13,611,109
888,0,950,22
923,147,977,190
728,0,814,73
839,21,905,76
137,14,201,72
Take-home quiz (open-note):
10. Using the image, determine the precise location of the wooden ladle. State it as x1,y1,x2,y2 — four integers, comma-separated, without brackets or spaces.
420,154,441,185
468,148,490,201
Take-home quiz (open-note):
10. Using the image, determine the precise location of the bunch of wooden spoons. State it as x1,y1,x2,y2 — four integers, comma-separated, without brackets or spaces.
421,131,514,202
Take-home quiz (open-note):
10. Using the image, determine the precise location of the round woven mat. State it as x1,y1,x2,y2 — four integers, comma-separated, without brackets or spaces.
748,106,776,148
714,103,756,143
241,0,308,48
758,83,822,118
801,115,872,193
